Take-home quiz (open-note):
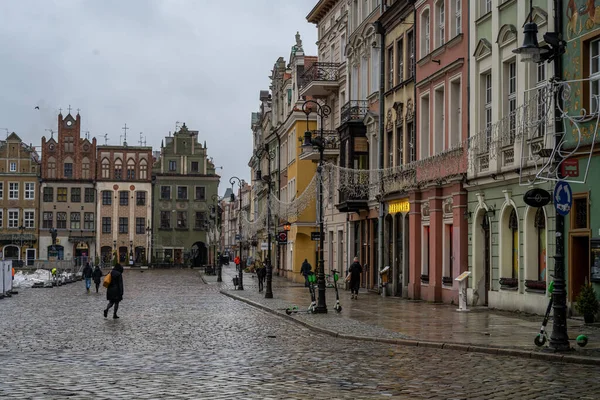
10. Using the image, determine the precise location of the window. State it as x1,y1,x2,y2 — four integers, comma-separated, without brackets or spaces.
70,212,80,229
71,187,81,202
136,217,145,234
387,46,394,89
484,0,491,15
195,186,206,201
507,61,517,145
25,182,35,200
360,56,368,99
48,157,56,179
484,73,492,149
160,211,171,229
8,210,18,228
169,160,176,171
127,159,136,180
43,212,53,229
371,46,380,94
161,186,171,200
351,64,359,100
24,211,34,228
85,188,95,203
449,78,461,148
434,86,444,154
396,124,404,165
64,137,74,152
177,211,187,229
455,0,462,36
535,208,547,281
82,157,90,179
57,212,67,229
408,121,416,162
509,208,518,279
0,182,3,199
136,191,146,206
407,31,415,79
9,162,16,172
119,217,128,234
437,1,445,47
422,10,430,56
0,210,3,228
341,33,346,61
191,161,199,172
44,187,54,202
387,130,393,167
84,212,94,230
139,159,148,179
177,186,188,200
102,190,112,205
114,159,122,180
9,182,18,200
101,159,110,179
590,38,600,112
397,39,404,83
573,197,589,230
119,191,129,206
195,211,207,229
64,163,73,178
420,93,430,159
102,217,112,233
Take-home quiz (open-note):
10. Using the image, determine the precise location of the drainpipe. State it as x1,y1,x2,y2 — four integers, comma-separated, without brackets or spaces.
376,20,385,293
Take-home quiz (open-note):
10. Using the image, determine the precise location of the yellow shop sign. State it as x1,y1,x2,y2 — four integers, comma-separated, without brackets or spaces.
388,199,410,214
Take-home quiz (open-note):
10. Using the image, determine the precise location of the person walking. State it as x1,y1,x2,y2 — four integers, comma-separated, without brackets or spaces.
347,257,363,300
300,259,312,288
234,255,240,271
82,262,93,293
256,260,266,293
92,264,103,293
104,264,124,319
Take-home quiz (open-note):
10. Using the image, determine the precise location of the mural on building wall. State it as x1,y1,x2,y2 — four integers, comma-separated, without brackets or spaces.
567,0,600,39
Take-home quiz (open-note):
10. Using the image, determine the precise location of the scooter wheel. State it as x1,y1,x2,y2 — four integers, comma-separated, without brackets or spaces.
534,334,546,347
576,335,588,347
285,309,292,315
336,306,342,313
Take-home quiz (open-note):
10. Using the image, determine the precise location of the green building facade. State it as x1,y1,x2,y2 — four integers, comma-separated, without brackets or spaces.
152,124,220,267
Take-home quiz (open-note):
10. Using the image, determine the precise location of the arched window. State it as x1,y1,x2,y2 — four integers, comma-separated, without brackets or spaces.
47,157,56,179
101,158,110,179
127,158,136,180
509,208,518,279
114,158,122,180
139,159,148,180
436,0,445,47
421,9,431,56
535,208,546,281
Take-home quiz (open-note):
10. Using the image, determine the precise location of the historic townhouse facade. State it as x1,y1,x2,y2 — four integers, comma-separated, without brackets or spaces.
0,133,40,265
378,0,415,298
152,124,219,267
303,0,349,279
39,112,97,264
95,143,152,266
408,0,469,303
466,0,556,314
343,0,382,291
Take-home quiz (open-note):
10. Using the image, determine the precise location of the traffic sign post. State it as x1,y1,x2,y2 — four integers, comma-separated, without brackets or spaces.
554,180,572,217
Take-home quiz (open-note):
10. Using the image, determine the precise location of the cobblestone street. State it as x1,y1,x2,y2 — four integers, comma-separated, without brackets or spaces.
1,268,600,399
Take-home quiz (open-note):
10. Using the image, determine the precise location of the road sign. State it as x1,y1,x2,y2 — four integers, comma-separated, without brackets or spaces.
561,159,579,178
311,232,321,241
260,242,268,250
235,234,241,241
277,232,287,244
554,180,573,217
523,188,551,208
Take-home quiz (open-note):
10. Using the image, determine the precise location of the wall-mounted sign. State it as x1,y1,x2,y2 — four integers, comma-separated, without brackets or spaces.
388,199,410,214
554,180,573,217
311,232,321,241
260,242,269,250
561,159,579,178
277,232,287,244
523,188,551,208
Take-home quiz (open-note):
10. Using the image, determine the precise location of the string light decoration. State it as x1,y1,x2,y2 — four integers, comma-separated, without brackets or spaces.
270,173,318,220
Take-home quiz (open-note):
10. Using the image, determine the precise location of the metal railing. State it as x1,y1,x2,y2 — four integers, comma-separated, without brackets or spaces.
341,100,369,124
299,62,341,90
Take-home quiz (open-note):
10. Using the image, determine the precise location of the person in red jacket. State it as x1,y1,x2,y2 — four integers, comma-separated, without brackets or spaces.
234,256,240,271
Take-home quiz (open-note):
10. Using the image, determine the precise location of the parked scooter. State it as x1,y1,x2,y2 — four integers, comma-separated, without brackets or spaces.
330,269,342,313
307,271,317,313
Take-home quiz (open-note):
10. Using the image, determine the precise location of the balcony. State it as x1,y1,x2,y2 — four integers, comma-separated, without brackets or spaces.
299,130,340,161
336,187,369,213
341,100,369,124
299,62,341,97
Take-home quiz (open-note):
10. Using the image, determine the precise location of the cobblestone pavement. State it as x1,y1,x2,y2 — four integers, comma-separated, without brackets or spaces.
1,268,600,399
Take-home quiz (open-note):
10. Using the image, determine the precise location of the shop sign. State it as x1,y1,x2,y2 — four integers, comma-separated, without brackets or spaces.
523,188,551,208
561,159,579,178
388,199,410,214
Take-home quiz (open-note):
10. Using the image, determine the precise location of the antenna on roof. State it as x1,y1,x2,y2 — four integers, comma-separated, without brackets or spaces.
84,131,90,140
175,121,180,131
139,132,144,146
45,128,55,139
104,133,108,145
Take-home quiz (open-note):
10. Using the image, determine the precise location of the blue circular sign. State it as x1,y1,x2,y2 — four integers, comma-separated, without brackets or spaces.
554,181,573,217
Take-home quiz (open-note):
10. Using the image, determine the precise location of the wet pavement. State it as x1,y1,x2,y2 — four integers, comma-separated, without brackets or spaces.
0,266,599,399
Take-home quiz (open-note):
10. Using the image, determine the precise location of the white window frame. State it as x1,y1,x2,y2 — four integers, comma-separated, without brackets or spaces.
455,0,462,36
437,0,445,47
9,182,18,200
25,182,35,200
536,63,547,138
590,38,600,113
485,73,493,149
360,56,368,99
24,210,35,229
433,83,445,154
9,162,16,172
422,10,431,56
8,209,18,228
371,46,380,95
507,61,517,144
420,91,431,159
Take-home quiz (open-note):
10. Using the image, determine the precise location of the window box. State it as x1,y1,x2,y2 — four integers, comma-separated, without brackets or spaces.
499,277,518,290
525,280,546,291
442,276,453,286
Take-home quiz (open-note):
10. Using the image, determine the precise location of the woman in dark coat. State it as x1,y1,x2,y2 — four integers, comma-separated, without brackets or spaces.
92,265,103,293
104,264,124,319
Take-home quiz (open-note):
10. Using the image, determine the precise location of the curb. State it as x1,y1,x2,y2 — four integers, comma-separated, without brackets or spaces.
220,290,600,366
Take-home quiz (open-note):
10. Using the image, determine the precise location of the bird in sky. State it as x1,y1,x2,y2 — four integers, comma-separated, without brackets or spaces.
34,106,39,110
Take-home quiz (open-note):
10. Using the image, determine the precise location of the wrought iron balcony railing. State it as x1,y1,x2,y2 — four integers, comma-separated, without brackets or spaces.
341,100,369,124
300,130,340,153
299,62,341,90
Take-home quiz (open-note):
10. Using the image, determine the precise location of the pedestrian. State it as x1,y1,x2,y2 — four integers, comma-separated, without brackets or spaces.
300,259,312,287
234,255,240,271
92,264,103,293
51,267,58,286
256,260,266,293
82,262,93,293
104,264,124,319
347,256,363,300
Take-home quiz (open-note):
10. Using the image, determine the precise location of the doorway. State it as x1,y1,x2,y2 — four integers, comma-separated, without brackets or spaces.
570,235,590,302
483,214,491,306
26,248,36,266
395,213,404,296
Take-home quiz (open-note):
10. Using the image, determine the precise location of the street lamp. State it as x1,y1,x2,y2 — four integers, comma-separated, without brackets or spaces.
146,225,152,266
301,99,331,314
229,176,244,290
211,193,223,282
514,0,569,352
255,144,276,299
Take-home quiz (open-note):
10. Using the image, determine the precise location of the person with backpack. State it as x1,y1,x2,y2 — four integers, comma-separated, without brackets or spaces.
300,259,312,287
104,264,124,319
256,260,267,293
92,265,103,293
347,257,363,300
82,262,93,293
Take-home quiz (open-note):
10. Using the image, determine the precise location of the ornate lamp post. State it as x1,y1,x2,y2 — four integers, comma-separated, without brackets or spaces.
146,225,152,266
211,194,223,282
514,0,569,351
255,144,276,299
229,176,244,290
301,99,331,314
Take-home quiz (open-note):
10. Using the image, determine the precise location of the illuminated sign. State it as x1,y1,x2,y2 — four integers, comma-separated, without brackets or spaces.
388,199,410,214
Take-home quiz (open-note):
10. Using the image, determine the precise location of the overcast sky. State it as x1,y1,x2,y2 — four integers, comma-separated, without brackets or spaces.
0,0,318,195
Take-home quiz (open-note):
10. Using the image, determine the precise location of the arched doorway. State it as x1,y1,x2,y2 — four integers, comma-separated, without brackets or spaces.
191,241,208,267
74,242,89,267
3,245,19,260
394,213,405,296
472,209,491,306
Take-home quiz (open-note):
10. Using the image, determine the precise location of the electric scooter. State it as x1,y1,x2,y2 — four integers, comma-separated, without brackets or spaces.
331,269,342,313
307,271,317,313
535,280,588,348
